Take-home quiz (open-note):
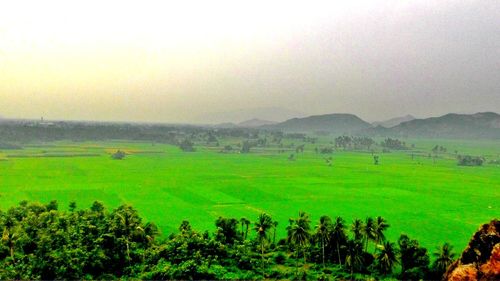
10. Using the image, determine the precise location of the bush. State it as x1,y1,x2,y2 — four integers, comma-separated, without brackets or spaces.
179,139,195,152
274,252,287,265
319,147,333,154
457,155,484,166
111,150,126,160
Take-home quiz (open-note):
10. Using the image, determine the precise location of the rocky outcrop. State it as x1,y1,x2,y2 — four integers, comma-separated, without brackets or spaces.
444,219,500,281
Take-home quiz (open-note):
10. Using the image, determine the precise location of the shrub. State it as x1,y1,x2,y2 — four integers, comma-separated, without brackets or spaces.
274,252,287,265
179,139,196,152
457,155,484,166
111,150,126,160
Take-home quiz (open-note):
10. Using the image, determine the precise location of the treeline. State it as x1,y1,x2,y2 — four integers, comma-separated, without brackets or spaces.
0,201,459,280
0,121,258,145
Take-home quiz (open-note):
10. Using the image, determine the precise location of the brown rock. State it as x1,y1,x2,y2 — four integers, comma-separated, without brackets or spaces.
444,219,500,281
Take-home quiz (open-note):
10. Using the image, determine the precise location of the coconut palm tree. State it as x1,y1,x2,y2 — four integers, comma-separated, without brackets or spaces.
2,225,18,262
272,220,279,245
376,241,398,274
254,213,273,278
331,216,347,266
351,219,364,242
363,217,376,252
315,215,332,267
287,211,312,265
240,217,250,240
373,216,389,251
344,239,364,280
432,243,456,274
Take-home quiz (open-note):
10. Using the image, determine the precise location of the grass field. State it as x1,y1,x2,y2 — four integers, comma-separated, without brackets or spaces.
0,139,498,254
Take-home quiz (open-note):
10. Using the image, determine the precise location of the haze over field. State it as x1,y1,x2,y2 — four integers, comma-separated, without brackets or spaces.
1,0,499,123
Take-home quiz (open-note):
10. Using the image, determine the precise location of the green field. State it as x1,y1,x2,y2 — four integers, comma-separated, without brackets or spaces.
0,139,498,253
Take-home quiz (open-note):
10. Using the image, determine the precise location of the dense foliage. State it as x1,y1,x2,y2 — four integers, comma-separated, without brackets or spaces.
457,155,484,166
1,201,458,280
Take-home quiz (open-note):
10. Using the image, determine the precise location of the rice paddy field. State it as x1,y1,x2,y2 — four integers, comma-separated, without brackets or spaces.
0,138,498,253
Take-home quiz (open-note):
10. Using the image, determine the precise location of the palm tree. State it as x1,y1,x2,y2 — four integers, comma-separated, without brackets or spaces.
432,243,456,274
242,218,251,240
272,220,279,245
373,216,389,251
287,211,312,267
363,217,376,252
240,217,246,239
240,217,251,240
376,241,398,274
344,239,364,280
315,215,332,267
351,219,364,242
2,226,18,262
254,213,273,279
331,216,347,266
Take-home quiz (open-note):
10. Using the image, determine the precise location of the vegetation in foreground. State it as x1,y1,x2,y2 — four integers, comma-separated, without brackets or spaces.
1,200,474,280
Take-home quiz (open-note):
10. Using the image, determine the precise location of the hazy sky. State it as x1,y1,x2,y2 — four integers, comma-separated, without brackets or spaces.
1,0,499,123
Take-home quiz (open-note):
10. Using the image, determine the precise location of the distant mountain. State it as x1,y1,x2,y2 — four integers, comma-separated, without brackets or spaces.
372,115,415,128
238,118,276,128
383,112,500,138
266,113,373,134
198,107,306,124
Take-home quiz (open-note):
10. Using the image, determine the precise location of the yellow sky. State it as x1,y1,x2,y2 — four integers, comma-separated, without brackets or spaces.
1,1,498,123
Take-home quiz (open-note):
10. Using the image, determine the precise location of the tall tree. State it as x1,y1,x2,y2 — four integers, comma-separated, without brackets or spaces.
373,216,389,250
363,217,376,252
376,241,398,274
344,239,364,280
331,216,347,266
254,213,273,279
315,215,332,268
239,217,249,240
398,234,430,280
287,211,312,267
432,243,456,275
351,219,364,242
272,220,279,245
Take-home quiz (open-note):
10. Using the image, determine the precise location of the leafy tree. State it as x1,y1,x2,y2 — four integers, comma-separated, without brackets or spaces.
398,234,430,280
215,217,240,244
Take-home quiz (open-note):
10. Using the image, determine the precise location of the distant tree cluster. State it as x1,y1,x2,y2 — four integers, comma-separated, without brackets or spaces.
240,141,252,153
457,155,484,166
432,145,447,154
381,138,407,150
111,150,126,160
334,136,375,150
0,201,457,280
0,142,22,150
317,147,333,154
284,133,306,140
178,139,196,152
